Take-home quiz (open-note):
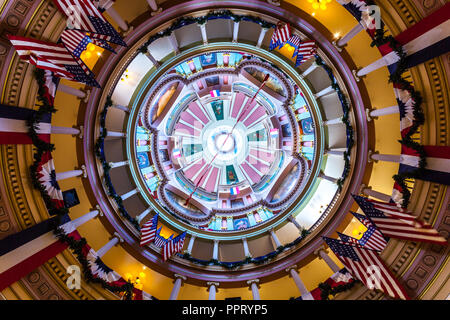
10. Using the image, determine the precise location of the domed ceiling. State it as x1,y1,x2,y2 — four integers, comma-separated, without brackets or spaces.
0,0,448,301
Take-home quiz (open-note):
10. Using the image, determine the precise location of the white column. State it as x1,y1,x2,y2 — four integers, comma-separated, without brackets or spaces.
168,33,180,54
360,184,392,202
335,23,364,48
232,21,240,43
207,282,219,300
105,7,129,32
106,130,126,138
57,83,86,98
109,160,129,169
144,51,160,67
242,238,252,257
323,116,343,126
369,152,402,163
120,188,139,201
269,229,282,248
318,172,338,184
137,208,152,223
256,27,269,48
71,207,103,228
367,105,399,121
186,235,196,254
287,215,303,232
55,165,86,181
286,265,313,300
325,149,346,157
355,57,388,78
111,104,130,113
199,23,208,45
247,279,260,300
314,85,334,99
97,232,124,258
212,240,219,260
302,62,318,77
146,0,162,15
314,246,341,273
169,274,186,300
51,126,81,136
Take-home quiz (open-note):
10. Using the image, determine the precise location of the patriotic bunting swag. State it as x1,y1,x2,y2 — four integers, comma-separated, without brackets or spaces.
307,269,356,300
0,215,70,291
0,104,51,145
353,195,448,245
36,151,66,211
337,1,450,207
323,237,410,300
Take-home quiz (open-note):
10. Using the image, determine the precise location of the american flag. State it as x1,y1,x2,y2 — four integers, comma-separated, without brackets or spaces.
162,231,186,261
8,35,100,87
294,40,317,67
61,29,115,55
269,23,291,51
53,0,126,47
350,211,388,251
152,227,172,248
139,213,158,246
323,237,410,300
286,35,302,50
353,195,448,245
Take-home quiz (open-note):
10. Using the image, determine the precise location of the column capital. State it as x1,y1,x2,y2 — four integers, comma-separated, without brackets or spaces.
285,264,298,273
94,204,104,217
79,88,91,103
206,281,220,291
332,39,343,52
267,0,281,6
174,273,187,280
358,183,368,195
81,164,87,178
174,274,187,283
213,239,220,244
246,279,260,288
113,232,124,243
365,108,373,122
367,149,377,163
313,245,327,257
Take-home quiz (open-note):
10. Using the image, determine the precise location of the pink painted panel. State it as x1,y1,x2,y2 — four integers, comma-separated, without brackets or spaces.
237,99,257,122
246,156,270,175
243,105,266,127
183,158,206,179
180,111,204,129
174,122,200,136
250,148,275,163
231,92,246,119
188,102,209,125
240,162,260,184
204,167,219,192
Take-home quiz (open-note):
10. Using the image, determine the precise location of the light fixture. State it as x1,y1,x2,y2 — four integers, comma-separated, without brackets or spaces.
309,0,329,12
124,272,146,291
